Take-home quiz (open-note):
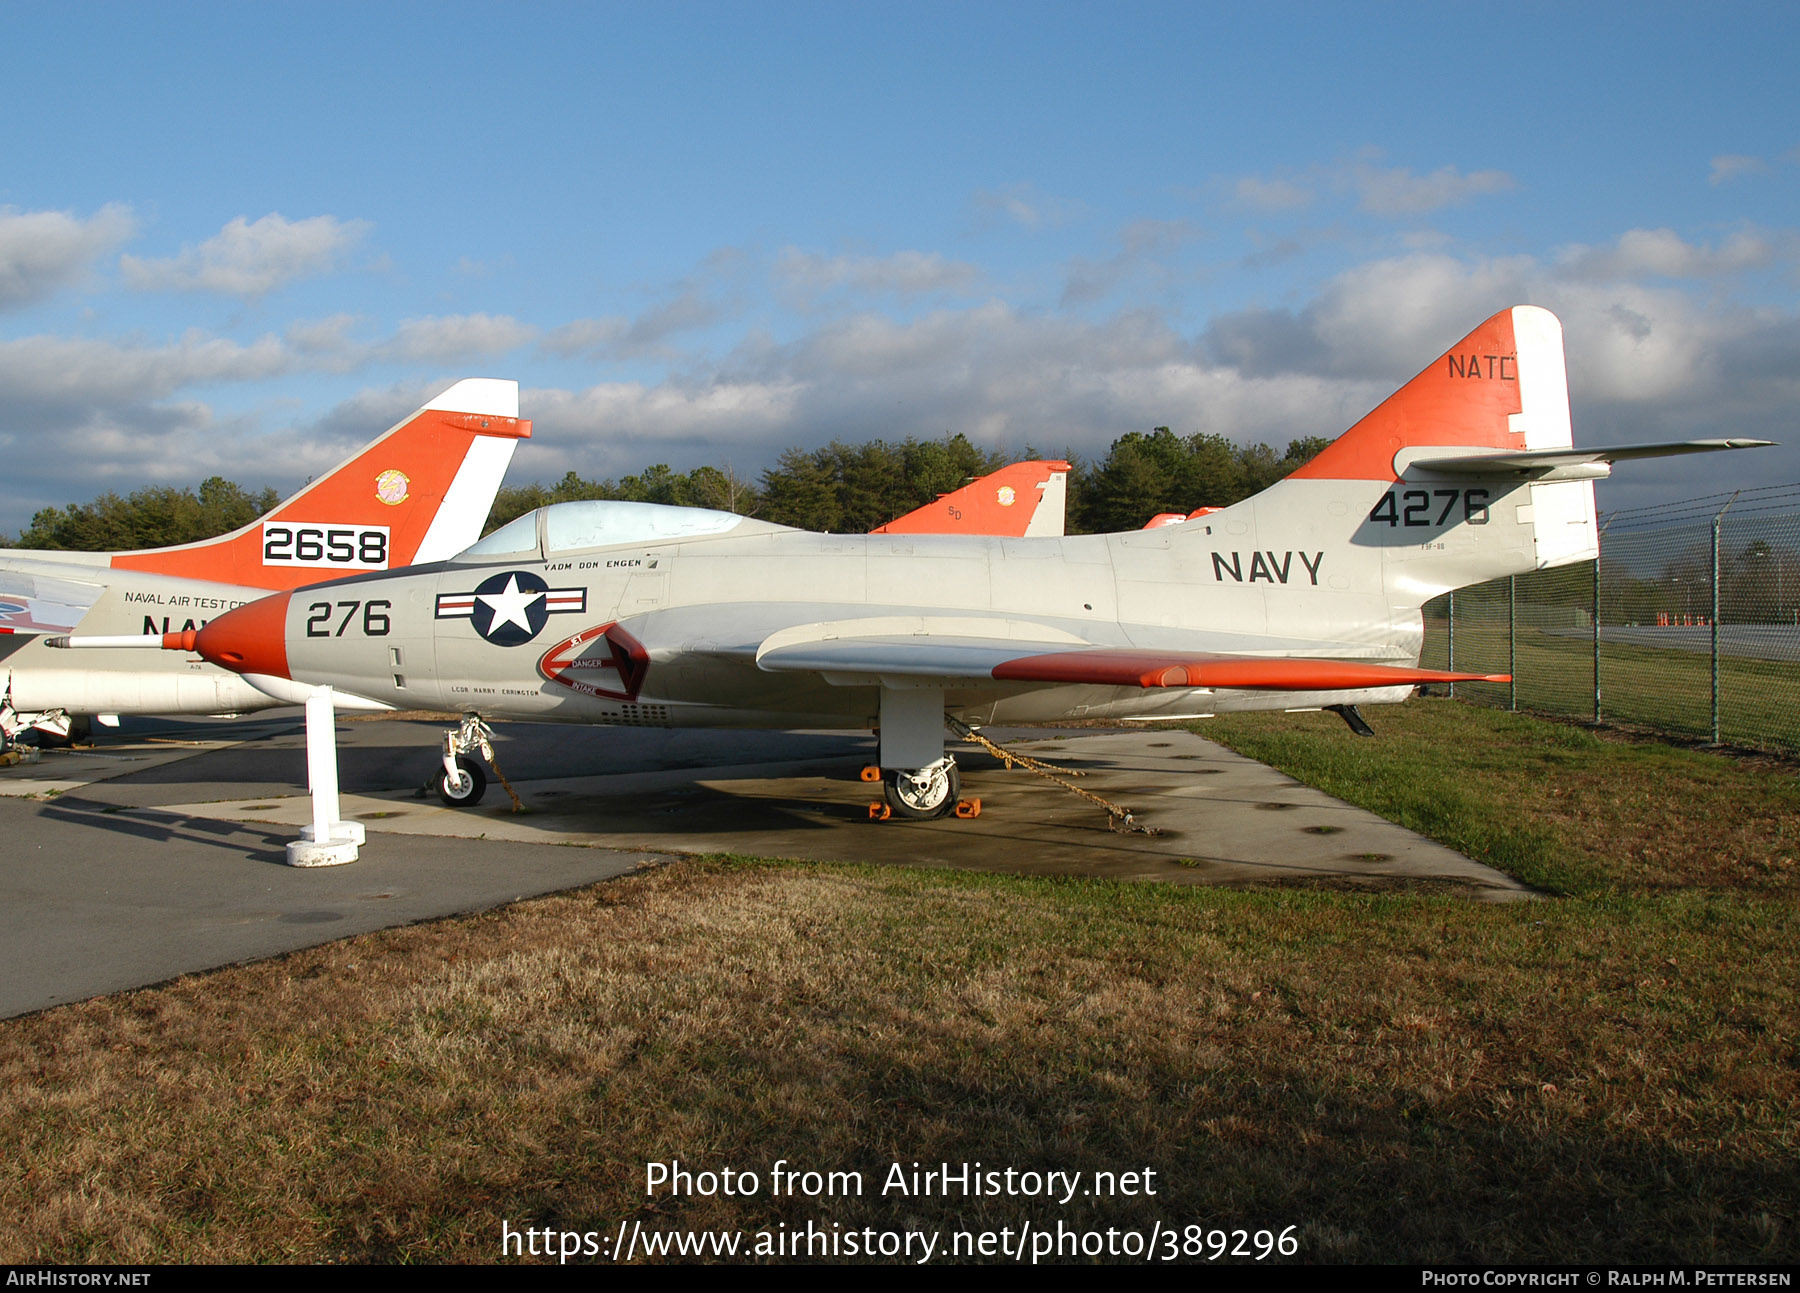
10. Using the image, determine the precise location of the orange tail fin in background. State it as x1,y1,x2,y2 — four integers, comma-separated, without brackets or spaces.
110,379,528,588
871,459,1070,537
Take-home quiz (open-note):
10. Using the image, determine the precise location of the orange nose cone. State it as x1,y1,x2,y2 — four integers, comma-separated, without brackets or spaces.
193,592,292,678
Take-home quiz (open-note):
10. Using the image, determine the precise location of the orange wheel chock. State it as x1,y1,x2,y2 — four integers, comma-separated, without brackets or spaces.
867,802,891,821
859,765,882,783
954,798,982,819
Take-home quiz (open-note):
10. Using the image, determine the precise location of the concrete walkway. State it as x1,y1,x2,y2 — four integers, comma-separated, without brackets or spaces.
0,716,1530,1018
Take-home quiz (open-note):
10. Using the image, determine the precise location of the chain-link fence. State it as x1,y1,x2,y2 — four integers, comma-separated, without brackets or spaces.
1420,484,1800,755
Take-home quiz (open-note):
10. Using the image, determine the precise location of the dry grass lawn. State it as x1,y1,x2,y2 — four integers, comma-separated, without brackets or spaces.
0,701,1793,1264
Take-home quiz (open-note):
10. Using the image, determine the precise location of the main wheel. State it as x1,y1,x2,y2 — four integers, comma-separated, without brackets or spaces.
882,760,959,819
436,756,487,807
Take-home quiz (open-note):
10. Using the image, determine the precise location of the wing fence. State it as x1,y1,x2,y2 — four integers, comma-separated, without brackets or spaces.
1420,483,1800,754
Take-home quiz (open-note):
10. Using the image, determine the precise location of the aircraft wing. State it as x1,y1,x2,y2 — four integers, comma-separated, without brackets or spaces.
0,566,105,635
755,623,1506,689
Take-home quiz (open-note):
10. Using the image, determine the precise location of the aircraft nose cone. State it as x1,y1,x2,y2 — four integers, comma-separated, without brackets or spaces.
192,591,292,679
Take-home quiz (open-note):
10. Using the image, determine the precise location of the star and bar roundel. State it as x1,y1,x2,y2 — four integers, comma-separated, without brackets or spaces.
435,571,587,646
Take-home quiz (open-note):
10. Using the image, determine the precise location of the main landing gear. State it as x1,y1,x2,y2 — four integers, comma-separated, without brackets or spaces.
882,755,960,819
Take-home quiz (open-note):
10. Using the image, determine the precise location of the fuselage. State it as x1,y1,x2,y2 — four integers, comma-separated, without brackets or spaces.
221,467,1550,734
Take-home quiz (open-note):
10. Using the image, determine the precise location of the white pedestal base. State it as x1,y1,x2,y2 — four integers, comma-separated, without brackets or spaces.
285,836,360,867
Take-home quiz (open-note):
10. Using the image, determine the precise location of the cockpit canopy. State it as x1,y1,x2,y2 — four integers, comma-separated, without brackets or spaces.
458,499,763,560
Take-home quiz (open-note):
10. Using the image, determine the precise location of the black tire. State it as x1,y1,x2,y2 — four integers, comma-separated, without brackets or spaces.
882,761,959,819
436,756,487,807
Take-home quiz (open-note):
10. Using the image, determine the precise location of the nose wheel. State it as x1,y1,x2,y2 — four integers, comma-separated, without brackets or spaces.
425,713,522,811
882,756,960,819
436,755,487,807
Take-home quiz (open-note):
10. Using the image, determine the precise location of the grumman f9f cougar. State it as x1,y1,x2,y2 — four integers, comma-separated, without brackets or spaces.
63,307,1771,820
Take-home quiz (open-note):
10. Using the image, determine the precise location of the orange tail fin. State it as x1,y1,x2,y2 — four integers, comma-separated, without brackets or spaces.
871,459,1070,537
110,379,529,588
1288,306,1570,483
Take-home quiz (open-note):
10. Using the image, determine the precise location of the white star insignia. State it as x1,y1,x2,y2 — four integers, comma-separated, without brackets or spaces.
477,574,543,634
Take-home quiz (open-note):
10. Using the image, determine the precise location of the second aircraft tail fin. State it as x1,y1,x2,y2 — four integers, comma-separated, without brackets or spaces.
872,459,1071,537
110,379,529,588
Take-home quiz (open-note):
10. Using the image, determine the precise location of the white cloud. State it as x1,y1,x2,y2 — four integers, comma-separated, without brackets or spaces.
1233,175,1314,211
0,331,294,416
1228,158,1514,219
970,184,1081,230
623,290,727,347
538,291,723,361
0,308,536,524
775,248,982,301
1709,154,1768,185
541,316,630,357
541,249,745,360
0,205,136,309
380,313,536,362
1349,163,1516,216
285,313,362,358
510,303,1374,491
1198,245,1800,448
7,207,1798,536
1061,219,1204,307
120,213,370,298
1557,228,1780,280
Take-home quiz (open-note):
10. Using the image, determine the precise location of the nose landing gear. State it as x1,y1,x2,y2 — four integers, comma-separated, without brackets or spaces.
426,713,522,811
436,754,488,806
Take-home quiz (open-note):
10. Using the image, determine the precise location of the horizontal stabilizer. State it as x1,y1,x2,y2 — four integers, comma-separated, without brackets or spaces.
1400,438,1774,481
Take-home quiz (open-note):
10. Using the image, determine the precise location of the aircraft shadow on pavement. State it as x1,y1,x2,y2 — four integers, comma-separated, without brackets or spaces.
44,793,293,865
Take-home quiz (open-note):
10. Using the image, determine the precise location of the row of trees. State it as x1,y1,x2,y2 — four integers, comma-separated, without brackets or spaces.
6,477,281,551
482,429,1331,536
5,427,1330,550
1602,538,1800,626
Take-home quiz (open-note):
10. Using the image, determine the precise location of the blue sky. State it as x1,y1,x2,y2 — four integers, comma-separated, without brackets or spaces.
3,1,1797,532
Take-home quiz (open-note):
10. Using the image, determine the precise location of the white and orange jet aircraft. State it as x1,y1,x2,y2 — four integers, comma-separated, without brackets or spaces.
2,390,1064,748
73,307,1769,818
1,380,529,742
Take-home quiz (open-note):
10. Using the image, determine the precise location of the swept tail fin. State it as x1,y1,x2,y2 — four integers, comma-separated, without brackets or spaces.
1296,305,1603,582
108,379,529,587
1190,307,1769,620
1289,305,1571,482
871,460,1070,537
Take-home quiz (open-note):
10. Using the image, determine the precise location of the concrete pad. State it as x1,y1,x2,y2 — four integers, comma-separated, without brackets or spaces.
0,737,238,798
0,716,1530,1018
161,727,1530,902
0,791,672,1019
